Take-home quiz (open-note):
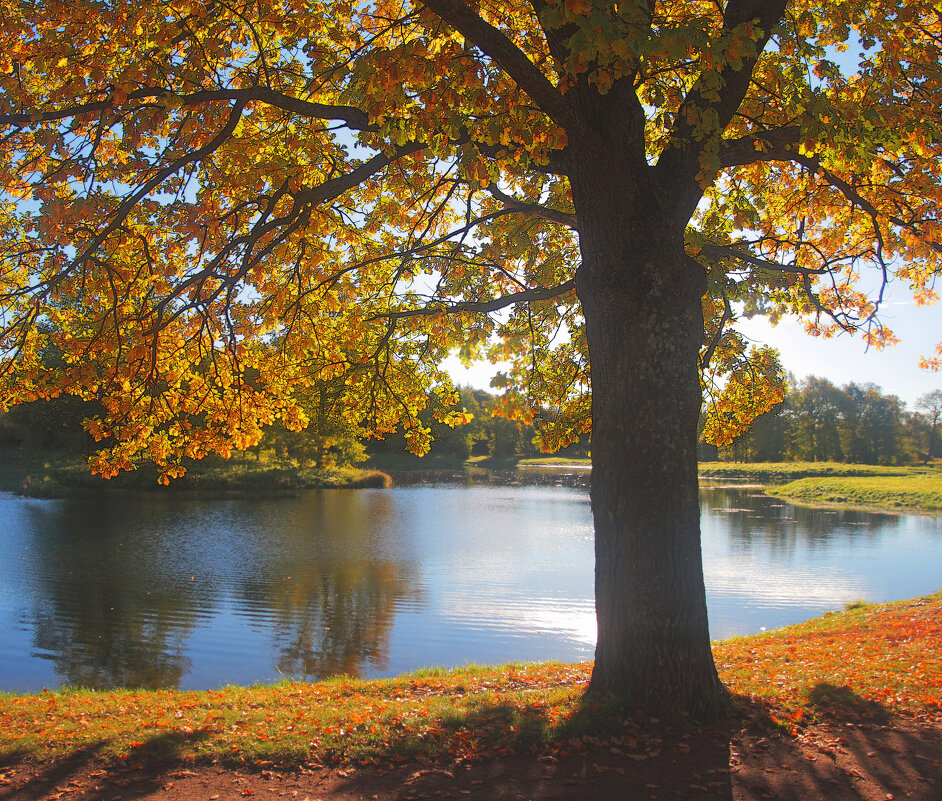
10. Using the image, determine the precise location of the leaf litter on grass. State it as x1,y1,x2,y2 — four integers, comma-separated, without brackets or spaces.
1,592,940,770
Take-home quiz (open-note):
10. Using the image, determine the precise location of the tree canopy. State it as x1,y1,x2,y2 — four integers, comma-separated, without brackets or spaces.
2,0,937,476
1,0,940,710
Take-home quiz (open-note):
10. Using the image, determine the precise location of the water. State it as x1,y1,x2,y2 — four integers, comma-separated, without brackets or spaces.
0,475,939,692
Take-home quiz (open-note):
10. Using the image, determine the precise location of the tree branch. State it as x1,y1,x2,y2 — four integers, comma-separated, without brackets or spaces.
367,278,576,322
657,0,788,184
486,184,577,228
700,293,734,372
698,243,828,276
717,126,801,167
67,101,247,276
421,0,573,130
0,86,373,130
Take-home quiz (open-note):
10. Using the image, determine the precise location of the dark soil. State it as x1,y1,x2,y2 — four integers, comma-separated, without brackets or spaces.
2,711,940,801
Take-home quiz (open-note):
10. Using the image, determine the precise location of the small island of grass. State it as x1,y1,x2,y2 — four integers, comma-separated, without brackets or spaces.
698,461,942,513
766,473,942,513
0,449,391,498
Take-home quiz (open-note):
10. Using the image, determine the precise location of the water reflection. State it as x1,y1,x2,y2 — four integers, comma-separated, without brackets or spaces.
23,497,204,688
0,480,940,691
10,490,421,689
232,491,420,678
703,485,895,551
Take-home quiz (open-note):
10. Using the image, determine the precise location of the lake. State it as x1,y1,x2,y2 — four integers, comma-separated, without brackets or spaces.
1,472,940,692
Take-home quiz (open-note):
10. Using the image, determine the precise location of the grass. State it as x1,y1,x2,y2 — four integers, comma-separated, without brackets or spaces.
0,449,391,498
516,456,592,467
713,589,942,723
697,461,922,482
2,590,940,768
767,473,942,512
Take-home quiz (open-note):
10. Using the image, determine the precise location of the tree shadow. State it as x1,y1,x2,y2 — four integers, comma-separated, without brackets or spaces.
0,728,212,801
336,693,739,800
806,682,891,723
336,692,941,800
3,692,939,801
0,742,106,800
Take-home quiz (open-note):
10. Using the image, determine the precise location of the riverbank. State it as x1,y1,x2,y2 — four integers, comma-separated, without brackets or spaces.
2,591,939,794
697,460,925,482
767,474,942,513
700,461,942,513
4,450,941,512
0,450,392,498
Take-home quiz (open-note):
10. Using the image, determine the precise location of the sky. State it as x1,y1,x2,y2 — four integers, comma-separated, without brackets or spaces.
444,289,941,410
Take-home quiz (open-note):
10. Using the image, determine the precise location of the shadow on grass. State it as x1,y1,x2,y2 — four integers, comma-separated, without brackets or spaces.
0,729,214,801
807,682,891,723
333,692,739,800
4,691,940,801
0,742,106,800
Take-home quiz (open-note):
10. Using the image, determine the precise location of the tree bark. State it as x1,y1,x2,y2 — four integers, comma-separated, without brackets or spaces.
571,147,722,714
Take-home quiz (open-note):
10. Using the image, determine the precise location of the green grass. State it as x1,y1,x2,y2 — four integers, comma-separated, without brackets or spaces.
516,456,592,467
767,474,942,512
366,453,593,470
698,461,922,482
3,590,940,769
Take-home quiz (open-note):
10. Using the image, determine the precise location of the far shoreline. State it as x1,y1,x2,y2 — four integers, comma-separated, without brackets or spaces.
2,449,939,514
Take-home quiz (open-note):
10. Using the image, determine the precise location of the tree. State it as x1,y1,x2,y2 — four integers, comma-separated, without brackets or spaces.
259,373,369,467
724,377,909,464
838,382,904,465
916,390,942,461
787,377,845,459
1,1,940,713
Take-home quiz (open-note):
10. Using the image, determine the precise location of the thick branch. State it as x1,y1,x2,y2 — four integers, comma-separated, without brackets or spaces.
68,101,246,274
0,87,373,130
698,243,828,276
657,0,788,190
717,126,801,167
486,184,577,228
421,0,573,130
368,278,576,321
789,152,913,231
158,142,428,314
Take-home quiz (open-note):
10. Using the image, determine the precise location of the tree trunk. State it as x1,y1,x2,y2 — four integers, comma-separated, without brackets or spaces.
571,152,722,714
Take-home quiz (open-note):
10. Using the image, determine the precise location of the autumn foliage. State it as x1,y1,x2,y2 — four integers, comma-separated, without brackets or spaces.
0,1,938,476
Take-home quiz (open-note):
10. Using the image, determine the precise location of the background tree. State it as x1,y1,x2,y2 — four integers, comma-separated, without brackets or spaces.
787,377,845,461
260,376,369,468
1,1,941,713
719,377,912,464
916,390,942,462
838,382,904,465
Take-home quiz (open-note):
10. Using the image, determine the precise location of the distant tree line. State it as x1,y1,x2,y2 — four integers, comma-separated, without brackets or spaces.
706,377,942,465
5,369,935,468
366,387,590,461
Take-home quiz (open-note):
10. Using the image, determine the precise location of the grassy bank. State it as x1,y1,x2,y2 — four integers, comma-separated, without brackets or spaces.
365,454,592,470
517,456,592,467
697,461,921,482
0,450,391,498
767,474,942,512
2,590,939,768
368,458,925,481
